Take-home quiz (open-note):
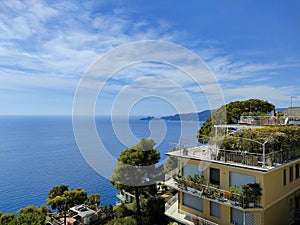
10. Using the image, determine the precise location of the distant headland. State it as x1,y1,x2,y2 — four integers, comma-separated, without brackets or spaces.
140,110,213,121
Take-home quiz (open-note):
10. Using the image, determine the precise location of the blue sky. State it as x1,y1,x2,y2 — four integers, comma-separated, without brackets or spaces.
0,0,300,116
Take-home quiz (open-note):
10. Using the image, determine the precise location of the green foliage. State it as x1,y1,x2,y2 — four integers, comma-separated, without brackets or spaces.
40,205,50,215
275,111,284,117
113,196,165,225
17,209,46,225
46,185,68,211
144,196,165,225
0,213,16,224
197,99,275,143
220,125,300,157
241,183,262,208
110,138,162,220
118,138,160,167
46,195,66,212
47,184,100,212
114,202,134,218
229,186,241,195
47,185,68,200
0,206,46,225
64,189,87,207
85,193,100,209
106,216,137,225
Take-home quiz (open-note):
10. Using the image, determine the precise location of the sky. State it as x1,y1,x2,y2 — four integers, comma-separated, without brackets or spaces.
0,0,300,116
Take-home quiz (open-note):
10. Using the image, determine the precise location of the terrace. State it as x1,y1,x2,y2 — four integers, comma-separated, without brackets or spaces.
166,146,272,172
166,143,300,172
165,194,219,225
164,172,262,209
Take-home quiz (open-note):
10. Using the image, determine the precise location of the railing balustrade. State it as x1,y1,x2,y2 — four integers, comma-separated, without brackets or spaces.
165,177,261,209
177,209,219,225
169,146,300,169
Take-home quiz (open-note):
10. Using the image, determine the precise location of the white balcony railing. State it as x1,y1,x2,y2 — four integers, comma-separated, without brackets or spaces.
165,168,178,181
165,195,219,225
165,178,262,209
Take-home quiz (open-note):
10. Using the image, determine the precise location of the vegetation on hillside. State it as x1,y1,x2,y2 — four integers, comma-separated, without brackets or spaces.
197,99,275,143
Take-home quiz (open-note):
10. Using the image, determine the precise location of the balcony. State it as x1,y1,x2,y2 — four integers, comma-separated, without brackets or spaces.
166,145,294,171
165,194,218,225
164,173,262,209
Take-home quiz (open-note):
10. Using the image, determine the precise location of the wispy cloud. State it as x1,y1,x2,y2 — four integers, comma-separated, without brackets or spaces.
1,0,300,115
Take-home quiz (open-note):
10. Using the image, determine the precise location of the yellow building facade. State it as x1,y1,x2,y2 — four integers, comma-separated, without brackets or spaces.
165,143,300,225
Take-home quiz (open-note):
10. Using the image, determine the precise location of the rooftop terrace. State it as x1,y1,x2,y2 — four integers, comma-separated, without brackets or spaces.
166,145,299,172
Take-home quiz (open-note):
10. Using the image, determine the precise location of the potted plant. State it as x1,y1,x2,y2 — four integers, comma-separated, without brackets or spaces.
241,183,262,208
203,186,213,198
192,216,199,225
214,190,224,201
224,190,232,201
173,174,186,189
229,186,242,206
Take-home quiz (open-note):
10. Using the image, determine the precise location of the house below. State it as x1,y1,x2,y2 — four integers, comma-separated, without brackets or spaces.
47,205,99,225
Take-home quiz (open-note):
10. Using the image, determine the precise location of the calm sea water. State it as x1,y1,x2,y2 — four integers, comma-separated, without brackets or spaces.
0,116,201,213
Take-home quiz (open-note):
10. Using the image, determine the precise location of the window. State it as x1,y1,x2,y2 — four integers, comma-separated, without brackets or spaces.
283,169,286,186
231,208,243,225
183,193,203,211
231,208,254,225
290,166,294,182
183,163,202,176
230,172,255,187
210,201,220,218
210,168,220,185
296,164,299,179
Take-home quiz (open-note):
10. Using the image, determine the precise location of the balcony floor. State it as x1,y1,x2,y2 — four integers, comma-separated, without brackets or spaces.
165,200,219,225
165,200,196,225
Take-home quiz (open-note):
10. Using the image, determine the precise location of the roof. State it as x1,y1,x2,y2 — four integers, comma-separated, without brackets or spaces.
69,205,96,218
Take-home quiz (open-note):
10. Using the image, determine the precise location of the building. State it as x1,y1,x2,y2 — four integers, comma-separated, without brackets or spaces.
285,107,300,124
116,190,135,204
164,123,300,225
68,205,98,225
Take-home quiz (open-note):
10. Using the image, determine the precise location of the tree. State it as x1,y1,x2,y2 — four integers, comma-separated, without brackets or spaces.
64,189,87,207
47,185,97,212
106,216,137,225
197,99,275,143
16,206,46,225
0,206,46,225
85,193,100,209
114,202,134,218
110,138,162,224
145,196,165,225
46,185,69,211
0,213,16,224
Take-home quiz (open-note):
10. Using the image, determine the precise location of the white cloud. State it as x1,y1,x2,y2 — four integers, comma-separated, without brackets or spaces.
223,85,296,106
1,0,300,114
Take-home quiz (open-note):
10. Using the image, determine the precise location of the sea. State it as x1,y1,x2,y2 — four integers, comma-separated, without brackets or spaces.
0,116,202,213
